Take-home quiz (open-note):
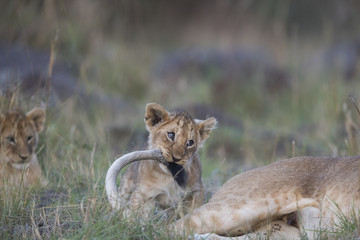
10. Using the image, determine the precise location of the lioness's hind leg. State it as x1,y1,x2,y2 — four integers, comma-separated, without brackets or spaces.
173,201,265,236
173,198,310,237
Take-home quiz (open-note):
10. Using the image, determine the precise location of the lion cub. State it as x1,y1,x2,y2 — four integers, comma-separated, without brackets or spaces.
119,103,217,217
0,108,47,188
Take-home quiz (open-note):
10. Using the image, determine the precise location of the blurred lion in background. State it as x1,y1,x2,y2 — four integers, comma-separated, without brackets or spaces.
0,107,47,189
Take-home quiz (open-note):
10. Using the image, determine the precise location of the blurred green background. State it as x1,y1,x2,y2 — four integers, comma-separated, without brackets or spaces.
1,1,360,238
2,0,360,187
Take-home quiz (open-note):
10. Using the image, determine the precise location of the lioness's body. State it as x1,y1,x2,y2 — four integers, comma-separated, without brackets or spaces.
174,155,360,239
118,103,216,216
0,108,46,188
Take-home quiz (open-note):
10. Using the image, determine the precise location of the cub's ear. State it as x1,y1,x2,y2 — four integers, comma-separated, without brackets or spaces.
26,108,46,132
144,103,170,130
196,117,217,144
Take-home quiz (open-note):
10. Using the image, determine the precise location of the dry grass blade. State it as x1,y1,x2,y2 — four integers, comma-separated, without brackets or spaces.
31,201,41,239
350,95,360,119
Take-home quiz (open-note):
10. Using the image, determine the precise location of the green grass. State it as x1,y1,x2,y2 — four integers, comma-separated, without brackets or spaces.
2,75,359,240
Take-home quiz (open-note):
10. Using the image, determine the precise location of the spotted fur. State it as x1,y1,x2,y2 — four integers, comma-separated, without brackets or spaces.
118,103,217,217
0,108,47,188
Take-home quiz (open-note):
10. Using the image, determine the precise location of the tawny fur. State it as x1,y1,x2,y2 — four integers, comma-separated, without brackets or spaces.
118,103,217,217
0,108,47,189
173,155,360,239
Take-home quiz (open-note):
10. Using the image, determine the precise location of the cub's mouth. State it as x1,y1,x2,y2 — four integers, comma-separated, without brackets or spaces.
11,161,31,170
157,149,188,187
159,147,184,164
8,153,33,166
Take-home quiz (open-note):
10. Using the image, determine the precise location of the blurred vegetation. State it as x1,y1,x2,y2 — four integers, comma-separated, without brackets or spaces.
1,0,360,239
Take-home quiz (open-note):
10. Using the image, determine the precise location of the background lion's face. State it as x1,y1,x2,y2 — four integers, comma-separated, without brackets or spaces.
144,103,216,166
0,108,45,165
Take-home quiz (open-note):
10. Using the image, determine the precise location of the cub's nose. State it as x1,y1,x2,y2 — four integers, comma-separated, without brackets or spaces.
172,156,181,162
19,154,29,162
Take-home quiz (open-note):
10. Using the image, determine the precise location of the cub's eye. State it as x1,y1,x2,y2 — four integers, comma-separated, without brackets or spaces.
167,132,175,141
27,136,33,142
187,140,194,147
6,136,15,144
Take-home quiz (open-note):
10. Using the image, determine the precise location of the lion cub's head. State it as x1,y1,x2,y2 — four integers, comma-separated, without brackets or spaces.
0,108,45,168
144,103,217,167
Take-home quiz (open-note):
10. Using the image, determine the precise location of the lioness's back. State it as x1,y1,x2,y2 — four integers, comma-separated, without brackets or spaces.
211,155,360,202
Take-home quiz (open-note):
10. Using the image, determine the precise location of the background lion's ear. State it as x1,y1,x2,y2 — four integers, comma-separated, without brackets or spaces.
26,108,46,132
144,103,170,130
196,117,217,144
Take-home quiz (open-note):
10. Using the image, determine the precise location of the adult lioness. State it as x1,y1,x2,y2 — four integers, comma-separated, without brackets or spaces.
0,108,47,188
173,155,360,239
115,103,216,217
107,150,360,239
